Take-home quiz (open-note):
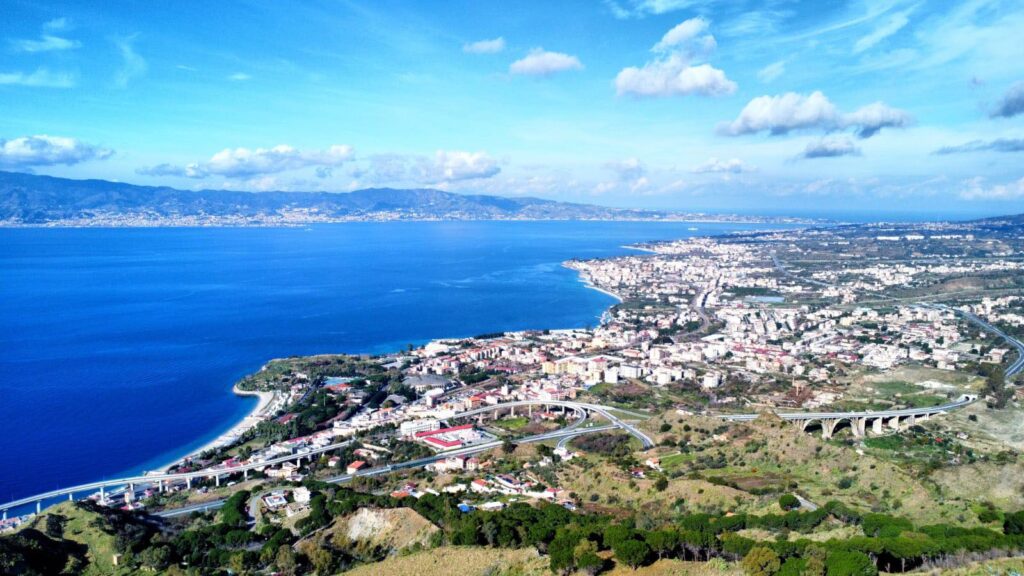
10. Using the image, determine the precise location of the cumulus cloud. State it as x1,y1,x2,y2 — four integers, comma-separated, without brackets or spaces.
137,144,354,179
960,176,1024,200
990,82,1024,119
842,102,913,138
463,37,505,54
113,35,146,88
354,150,501,185
431,150,501,181
933,138,1024,154
691,157,752,173
0,135,113,168
0,68,75,88
615,18,736,98
800,136,862,159
509,48,583,76
10,18,80,53
719,91,838,136
757,60,785,83
719,91,911,138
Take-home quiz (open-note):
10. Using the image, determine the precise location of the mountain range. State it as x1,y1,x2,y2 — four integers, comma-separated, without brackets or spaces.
0,171,688,226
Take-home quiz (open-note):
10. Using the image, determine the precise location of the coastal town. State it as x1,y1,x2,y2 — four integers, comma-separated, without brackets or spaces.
4,218,1024,575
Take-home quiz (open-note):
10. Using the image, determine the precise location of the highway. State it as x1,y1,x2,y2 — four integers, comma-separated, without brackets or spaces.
154,423,618,519
718,397,974,422
927,304,1024,377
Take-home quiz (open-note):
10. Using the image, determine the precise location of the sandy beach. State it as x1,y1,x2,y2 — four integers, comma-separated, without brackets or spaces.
153,386,281,474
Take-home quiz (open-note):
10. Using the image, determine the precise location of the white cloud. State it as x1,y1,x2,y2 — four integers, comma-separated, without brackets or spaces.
719,91,911,138
138,144,354,178
757,60,785,83
616,59,735,97
463,37,506,54
719,91,838,136
606,0,701,19
691,157,752,173
959,176,1024,200
653,17,714,53
349,150,502,186
0,67,75,88
228,72,251,81
0,135,113,168
10,18,80,53
853,8,912,53
842,101,912,138
598,158,650,193
990,82,1024,119
800,135,862,159
509,48,583,76
431,150,501,181
113,35,146,88
615,18,736,99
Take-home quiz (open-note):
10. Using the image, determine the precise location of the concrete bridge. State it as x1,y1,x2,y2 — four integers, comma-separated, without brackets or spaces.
719,396,977,439
0,440,353,520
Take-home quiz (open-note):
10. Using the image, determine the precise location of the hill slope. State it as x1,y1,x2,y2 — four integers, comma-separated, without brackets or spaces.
0,171,669,225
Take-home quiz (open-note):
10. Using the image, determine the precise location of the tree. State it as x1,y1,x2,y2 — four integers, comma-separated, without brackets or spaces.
1004,510,1024,535
502,438,517,454
802,545,826,576
824,550,877,576
614,539,650,570
655,477,669,491
548,531,580,574
778,493,800,511
139,545,171,570
645,529,679,559
275,544,298,576
742,546,781,576
574,539,603,576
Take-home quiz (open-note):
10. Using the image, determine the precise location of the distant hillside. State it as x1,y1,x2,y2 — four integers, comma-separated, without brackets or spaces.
0,171,673,225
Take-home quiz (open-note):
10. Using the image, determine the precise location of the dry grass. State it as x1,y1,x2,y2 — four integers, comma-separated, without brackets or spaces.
339,546,547,576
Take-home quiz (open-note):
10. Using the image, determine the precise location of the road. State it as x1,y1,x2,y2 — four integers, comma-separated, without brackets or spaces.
718,397,974,422
153,423,618,519
927,304,1024,377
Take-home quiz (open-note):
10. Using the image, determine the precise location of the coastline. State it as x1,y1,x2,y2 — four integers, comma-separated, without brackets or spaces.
152,385,280,474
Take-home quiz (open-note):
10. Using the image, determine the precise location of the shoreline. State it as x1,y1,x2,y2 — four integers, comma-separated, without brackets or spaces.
159,261,626,475
151,385,280,474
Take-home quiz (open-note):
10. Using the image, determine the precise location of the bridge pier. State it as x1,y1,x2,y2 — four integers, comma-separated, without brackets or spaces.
888,416,900,431
510,406,515,418
158,480,164,493
99,486,105,501
2,510,6,521
186,477,191,490
68,492,73,501
36,501,41,514
906,414,916,428
872,418,884,435
244,469,249,481
214,475,220,488
852,417,866,438
798,419,813,432
821,418,839,440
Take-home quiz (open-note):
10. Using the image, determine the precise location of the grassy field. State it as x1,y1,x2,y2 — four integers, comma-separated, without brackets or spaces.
17,502,126,575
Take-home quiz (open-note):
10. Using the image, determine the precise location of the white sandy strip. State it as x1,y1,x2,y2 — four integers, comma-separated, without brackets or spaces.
152,386,281,474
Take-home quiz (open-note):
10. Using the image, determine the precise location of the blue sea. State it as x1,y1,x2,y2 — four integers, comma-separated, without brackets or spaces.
0,221,783,506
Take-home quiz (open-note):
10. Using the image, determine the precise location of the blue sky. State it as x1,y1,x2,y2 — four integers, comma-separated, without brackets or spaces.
1,0,1023,217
